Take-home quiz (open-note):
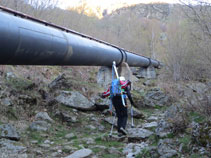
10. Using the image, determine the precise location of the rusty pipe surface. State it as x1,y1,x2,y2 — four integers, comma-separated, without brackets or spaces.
0,6,161,68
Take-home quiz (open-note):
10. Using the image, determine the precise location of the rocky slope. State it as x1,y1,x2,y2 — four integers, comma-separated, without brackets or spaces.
0,66,210,158
106,3,171,21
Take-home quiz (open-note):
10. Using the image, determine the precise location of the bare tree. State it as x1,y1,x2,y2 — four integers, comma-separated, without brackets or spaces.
178,0,211,78
179,0,211,38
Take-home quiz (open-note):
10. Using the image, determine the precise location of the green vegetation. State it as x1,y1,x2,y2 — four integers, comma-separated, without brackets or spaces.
135,148,151,158
189,112,205,123
148,134,159,146
178,134,192,153
7,107,18,120
28,130,44,145
95,136,122,148
166,133,175,139
92,147,102,154
72,139,81,149
102,153,120,158
190,153,203,158
5,77,32,91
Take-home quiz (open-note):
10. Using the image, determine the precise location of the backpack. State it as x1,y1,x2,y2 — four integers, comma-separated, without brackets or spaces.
110,79,126,98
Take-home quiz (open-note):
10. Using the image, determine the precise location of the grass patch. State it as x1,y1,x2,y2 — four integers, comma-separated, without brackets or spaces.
136,148,151,158
166,133,175,139
72,139,81,149
102,153,120,158
190,153,202,158
5,77,32,91
92,147,102,154
95,136,122,148
28,130,44,145
178,134,192,153
7,107,18,120
189,112,205,123
51,125,74,144
132,90,145,97
148,134,159,146
58,104,74,112
141,108,154,115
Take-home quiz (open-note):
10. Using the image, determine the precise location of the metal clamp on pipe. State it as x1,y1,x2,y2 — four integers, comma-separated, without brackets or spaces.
116,48,125,67
146,58,152,68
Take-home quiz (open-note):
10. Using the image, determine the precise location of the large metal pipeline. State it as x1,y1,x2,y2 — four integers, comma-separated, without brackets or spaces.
0,6,161,68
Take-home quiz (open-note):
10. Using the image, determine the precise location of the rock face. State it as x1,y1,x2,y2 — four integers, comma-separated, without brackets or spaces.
123,142,149,158
143,88,170,107
0,124,20,141
109,3,170,21
0,139,27,158
157,139,178,158
136,66,157,79
97,66,112,89
64,149,92,158
142,122,158,129
133,87,170,109
155,119,171,138
56,91,95,111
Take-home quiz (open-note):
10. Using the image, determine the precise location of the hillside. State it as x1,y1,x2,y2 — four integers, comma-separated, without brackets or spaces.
0,65,210,158
106,3,171,21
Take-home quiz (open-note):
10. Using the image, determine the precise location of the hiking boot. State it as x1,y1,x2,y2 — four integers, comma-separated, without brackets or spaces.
118,133,123,137
120,127,127,135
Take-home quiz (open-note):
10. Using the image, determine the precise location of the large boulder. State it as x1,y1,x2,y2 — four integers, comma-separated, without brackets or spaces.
55,111,77,123
0,124,20,141
93,96,110,111
35,112,54,123
127,128,153,141
55,91,96,111
29,121,51,132
48,74,71,90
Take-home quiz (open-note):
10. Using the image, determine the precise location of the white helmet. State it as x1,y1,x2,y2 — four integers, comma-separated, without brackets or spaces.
119,76,125,81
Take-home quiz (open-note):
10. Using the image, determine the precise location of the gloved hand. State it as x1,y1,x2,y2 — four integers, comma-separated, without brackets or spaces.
98,93,105,98
131,103,136,107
